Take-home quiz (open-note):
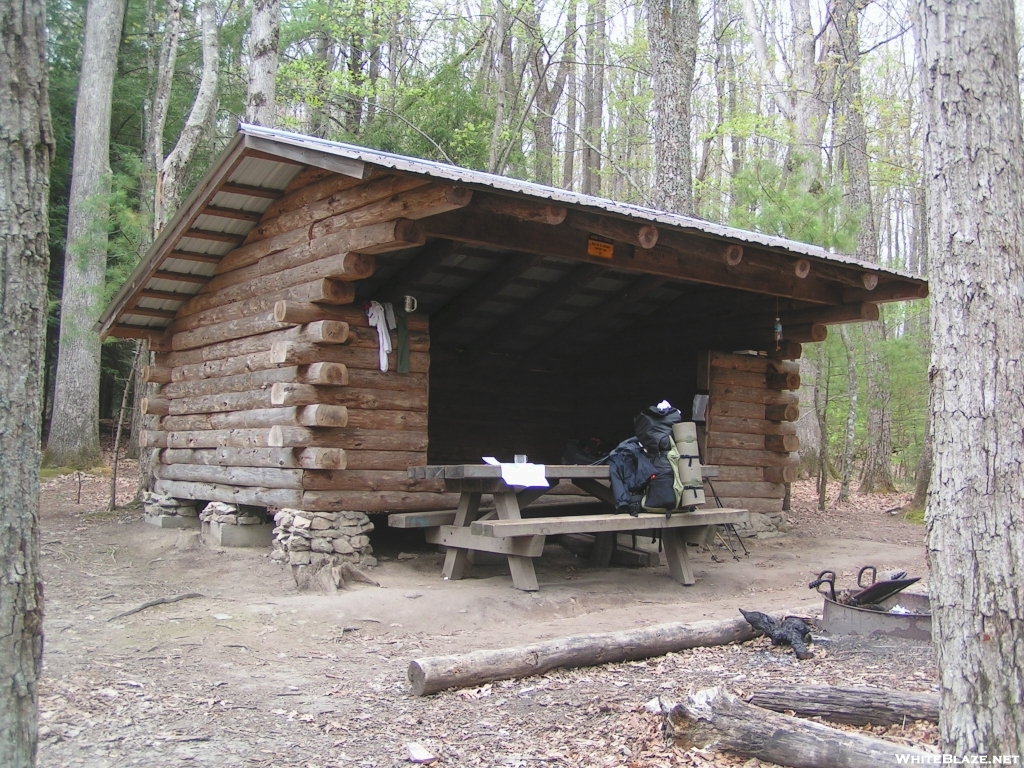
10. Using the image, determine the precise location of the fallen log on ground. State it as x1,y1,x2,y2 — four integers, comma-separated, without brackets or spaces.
408,615,768,696
747,685,939,726
667,687,931,768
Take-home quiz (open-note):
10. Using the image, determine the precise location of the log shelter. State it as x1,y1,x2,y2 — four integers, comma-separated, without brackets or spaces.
98,125,928,519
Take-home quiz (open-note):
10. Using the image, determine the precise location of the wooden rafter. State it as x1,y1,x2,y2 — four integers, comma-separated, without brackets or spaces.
152,270,210,284
200,205,263,222
182,228,245,244
168,250,222,265
217,182,281,200
139,288,198,302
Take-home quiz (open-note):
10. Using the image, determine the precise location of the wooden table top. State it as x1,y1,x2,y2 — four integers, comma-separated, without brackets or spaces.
408,464,609,480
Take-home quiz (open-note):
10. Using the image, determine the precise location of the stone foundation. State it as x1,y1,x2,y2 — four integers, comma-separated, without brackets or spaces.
270,509,376,569
732,511,791,539
142,492,200,528
199,502,273,547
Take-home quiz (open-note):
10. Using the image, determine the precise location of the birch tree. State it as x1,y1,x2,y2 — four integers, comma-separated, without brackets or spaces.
46,0,128,467
0,0,53,761
918,0,1024,754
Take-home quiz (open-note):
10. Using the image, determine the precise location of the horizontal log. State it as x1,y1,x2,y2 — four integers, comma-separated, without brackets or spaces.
162,366,295,399
705,447,800,467
763,465,799,483
275,300,354,325
260,171,365,221
706,415,796,436
298,447,349,470
242,175,428,249
203,237,377,296
706,481,786,499
160,446,348,470
164,390,274,416
810,261,881,289
343,450,428,471
267,426,428,451
765,434,800,452
565,210,660,249
668,687,930,767
709,368,768,388
708,400,765,420
842,280,928,304
709,351,800,375
407,615,764,696
475,194,567,225
157,463,305,490
170,309,350,352
706,432,767,451
163,446,299,468
153,478,302,508
142,365,172,383
765,370,801,390
746,685,940,726
311,184,474,240
708,384,799,407
270,341,430,372
780,301,878,326
300,490,462,512
140,429,168,448
765,403,800,422
141,398,170,416
190,251,375,313
302,470,444,492
768,340,803,360
270,383,427,410
173,278,355,329
711,465,765,482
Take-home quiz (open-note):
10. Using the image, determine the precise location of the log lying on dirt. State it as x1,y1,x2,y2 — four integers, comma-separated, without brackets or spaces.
408,615,765,696
747,685,940,726
667,687,931,768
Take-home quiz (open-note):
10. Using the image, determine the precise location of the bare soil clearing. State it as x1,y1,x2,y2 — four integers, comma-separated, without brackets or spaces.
37,470,937,767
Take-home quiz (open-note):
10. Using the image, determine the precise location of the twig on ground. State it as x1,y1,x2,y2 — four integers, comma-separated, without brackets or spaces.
109,592,204,621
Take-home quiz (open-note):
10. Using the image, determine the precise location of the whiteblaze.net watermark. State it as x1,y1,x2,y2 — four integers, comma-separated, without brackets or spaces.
895,756,1021,765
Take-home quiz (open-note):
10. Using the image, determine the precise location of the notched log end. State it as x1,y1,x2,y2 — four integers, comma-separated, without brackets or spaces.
408,660,429,697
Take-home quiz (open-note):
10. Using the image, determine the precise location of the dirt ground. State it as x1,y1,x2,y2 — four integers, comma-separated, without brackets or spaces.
36,467,939,767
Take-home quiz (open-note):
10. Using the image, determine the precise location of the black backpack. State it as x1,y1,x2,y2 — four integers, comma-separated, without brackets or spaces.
634,404,683,454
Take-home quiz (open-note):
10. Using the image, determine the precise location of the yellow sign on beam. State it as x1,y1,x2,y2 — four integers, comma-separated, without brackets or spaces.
587,235,614,259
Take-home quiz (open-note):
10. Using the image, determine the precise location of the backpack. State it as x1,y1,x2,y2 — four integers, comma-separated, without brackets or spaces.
641,418,706,514
634,404,682,454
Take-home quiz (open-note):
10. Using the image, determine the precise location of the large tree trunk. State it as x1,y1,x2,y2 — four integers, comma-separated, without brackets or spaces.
917,0,1024,756
644,0,697,214
0,0,53,760
46,0,128,468
246,0,280,125
156,0,219,231
141,0,181,231
837,325,857,501
561,0,578,190
581,0,604,196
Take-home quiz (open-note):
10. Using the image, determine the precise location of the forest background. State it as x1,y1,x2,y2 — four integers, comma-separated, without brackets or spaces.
44,0,942,505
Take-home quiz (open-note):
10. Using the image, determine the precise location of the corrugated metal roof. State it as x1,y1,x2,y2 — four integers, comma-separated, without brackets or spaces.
237,123,922,280
98,124,926,340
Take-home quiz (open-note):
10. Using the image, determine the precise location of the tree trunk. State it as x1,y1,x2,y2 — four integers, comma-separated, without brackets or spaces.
246,0,279,125
141,0,181,230
644,0,697,214
561,0,578,190
156,0,218,231
858,331,896,493
47,0,128,468
581,0,604,195
910,407,930,509
813,343,829,510
668,687,931,766
838,325,857,501
917,0,1024,755
487,0,511,174
0,0,52,760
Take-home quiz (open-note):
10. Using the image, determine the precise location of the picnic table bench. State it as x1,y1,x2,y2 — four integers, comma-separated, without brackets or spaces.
396,464,749,592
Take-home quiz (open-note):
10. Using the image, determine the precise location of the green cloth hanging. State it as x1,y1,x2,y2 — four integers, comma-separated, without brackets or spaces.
394,308,411,374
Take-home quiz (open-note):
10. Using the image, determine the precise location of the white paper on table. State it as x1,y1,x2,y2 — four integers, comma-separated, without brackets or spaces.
480,457,549,487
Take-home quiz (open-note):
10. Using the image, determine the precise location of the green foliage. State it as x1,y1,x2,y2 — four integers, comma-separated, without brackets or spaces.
729,153,859,251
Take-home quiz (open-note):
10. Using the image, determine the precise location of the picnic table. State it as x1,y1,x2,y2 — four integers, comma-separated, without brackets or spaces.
399,464,749,592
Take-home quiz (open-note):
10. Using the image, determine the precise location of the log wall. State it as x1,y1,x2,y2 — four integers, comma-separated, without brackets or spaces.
699,350,801,514
145,171,470,513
